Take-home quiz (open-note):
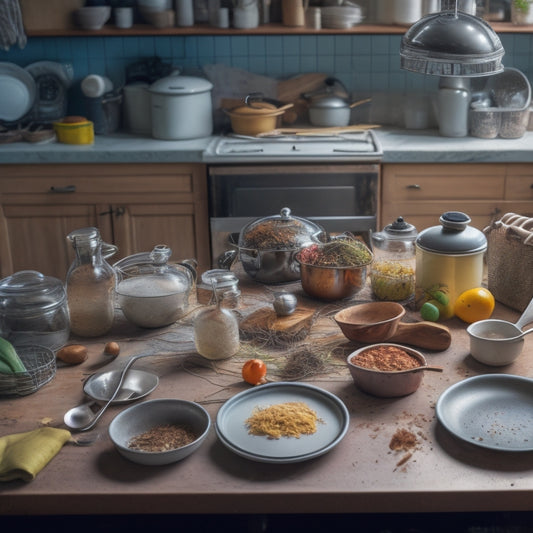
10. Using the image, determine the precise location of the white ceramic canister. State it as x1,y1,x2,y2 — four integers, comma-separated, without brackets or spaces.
437,77,471,138
233,0,260,29
393,0,422,25
123,82,152,135
175,0,194,26
149,75,214,140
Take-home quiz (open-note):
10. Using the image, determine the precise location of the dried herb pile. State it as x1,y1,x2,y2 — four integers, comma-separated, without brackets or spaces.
298,238,372,267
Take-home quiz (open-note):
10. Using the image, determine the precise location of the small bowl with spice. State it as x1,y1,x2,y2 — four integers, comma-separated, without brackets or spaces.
346,343,442,398
108,398,211,465
295,236,373,301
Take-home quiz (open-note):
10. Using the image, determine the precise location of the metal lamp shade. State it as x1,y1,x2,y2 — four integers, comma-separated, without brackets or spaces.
400,10,505,77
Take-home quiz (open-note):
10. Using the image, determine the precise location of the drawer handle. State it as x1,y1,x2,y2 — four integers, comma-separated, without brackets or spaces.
49,185,76,193
406,184,421,190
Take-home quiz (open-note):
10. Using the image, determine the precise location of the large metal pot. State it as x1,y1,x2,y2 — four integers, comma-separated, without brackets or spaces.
149,75,213,140
230,207,327,284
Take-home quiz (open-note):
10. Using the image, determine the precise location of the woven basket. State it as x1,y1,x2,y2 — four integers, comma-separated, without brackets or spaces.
484,213,533,312
0,345,56,396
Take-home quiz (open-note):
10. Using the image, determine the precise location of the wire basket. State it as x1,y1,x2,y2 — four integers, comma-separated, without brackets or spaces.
0,345,56,396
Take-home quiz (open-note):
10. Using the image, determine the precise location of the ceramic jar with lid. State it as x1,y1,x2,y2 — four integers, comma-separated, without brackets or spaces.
234,207,327,283
371,216,417,301
0,270,70,350
415,212,487,314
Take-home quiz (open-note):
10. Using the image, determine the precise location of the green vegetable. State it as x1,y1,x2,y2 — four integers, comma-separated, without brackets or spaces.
0,337,26,373
432,290,449,306
421,302,440,322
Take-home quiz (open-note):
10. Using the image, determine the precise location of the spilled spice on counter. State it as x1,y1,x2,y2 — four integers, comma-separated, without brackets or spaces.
245,401,323,439
128,424,197,452
389,428,418,451
352,345,420,372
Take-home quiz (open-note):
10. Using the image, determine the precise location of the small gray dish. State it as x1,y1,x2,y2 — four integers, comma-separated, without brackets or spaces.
83,368,159,404
108,398,211,465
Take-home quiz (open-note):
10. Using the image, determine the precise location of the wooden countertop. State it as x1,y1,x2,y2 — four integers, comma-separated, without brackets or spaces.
1,271,532,517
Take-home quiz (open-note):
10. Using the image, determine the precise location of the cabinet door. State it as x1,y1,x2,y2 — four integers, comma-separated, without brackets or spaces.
0,203,112,280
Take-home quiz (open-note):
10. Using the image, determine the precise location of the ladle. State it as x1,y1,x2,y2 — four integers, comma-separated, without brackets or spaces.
64,352,152,432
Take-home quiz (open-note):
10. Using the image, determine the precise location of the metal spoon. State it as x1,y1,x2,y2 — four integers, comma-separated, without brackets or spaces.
63,352,152,432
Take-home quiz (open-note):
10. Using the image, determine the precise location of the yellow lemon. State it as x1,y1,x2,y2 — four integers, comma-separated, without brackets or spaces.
454,288,495,324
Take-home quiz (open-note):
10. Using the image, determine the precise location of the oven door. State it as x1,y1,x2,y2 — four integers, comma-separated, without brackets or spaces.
208,164,379,266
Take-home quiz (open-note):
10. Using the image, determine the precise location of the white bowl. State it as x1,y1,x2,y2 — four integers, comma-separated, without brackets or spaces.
74,6,111,30
109,399,211,465
467,319,525,366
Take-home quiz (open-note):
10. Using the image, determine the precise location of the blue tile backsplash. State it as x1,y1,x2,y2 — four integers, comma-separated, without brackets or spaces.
1,32,532,115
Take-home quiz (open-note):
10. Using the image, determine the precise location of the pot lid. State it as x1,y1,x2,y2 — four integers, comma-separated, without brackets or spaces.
311,94,349,109
416,212,487,254
149,75,213,95
0,270,66,315
239,207,327,251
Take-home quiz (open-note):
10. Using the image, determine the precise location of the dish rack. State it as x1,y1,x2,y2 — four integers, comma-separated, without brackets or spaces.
0,345,56,396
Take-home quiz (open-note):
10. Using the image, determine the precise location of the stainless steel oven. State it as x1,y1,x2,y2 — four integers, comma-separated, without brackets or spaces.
204,130,383,266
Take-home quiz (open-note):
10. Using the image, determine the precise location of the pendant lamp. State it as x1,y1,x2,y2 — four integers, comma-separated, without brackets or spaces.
400,3,505,77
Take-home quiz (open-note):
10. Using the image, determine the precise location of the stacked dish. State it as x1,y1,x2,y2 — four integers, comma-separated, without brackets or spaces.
321,5,363,29
0,62,36,123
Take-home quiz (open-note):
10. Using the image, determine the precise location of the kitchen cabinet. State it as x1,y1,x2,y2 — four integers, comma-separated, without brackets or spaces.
381,163,533,231
0,163,210,280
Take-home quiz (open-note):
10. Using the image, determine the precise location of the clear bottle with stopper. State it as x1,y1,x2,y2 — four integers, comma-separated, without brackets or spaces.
194,281,240,360
65,227,117,337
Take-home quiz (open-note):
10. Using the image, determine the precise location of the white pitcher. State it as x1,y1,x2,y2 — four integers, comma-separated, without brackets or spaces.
233,0,260,28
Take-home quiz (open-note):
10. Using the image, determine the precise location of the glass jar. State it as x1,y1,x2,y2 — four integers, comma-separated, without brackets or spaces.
0,270,70,350
370,217,417,301
194,291,240,360
415,212,487,316
66,227,117,337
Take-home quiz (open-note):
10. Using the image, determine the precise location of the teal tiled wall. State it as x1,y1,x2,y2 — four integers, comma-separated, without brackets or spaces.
1,32,532,113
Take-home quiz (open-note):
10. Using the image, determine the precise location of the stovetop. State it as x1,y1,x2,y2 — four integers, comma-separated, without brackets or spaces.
203,130,383,163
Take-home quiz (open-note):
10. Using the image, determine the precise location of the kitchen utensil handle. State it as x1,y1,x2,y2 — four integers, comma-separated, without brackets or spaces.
515,296,533,329
50,185,76,193
388,321,452,351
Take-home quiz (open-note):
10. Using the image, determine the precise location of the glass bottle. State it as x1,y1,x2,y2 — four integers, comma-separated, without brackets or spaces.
370,216,417,301
194,288,240,360
66,227,117,337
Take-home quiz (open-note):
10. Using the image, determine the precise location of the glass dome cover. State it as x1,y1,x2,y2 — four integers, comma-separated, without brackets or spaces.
238,207,327,251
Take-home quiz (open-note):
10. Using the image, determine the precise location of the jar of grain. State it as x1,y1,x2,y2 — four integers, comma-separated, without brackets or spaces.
370,217,417,301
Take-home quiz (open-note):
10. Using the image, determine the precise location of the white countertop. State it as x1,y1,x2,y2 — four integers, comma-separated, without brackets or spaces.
0,128,532,164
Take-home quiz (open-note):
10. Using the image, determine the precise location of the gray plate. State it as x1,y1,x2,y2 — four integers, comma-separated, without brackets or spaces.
436,374,533,452
215,382,349,463
83,369,159,404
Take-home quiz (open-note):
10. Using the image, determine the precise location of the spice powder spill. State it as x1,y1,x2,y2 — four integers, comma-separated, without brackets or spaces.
128,424,198,452
389,428,418,451
245,401,323,439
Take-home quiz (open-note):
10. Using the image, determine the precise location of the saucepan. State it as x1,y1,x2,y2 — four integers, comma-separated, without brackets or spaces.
334,301,452,351
466,295,533,366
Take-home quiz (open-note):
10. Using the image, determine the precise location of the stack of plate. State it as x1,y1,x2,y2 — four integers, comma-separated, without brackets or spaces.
321,5,363,29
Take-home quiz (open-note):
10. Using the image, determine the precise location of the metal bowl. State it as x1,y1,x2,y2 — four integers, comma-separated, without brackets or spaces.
346,343,427,397
297,260,370,301
108,399,211,465
83,369,159,404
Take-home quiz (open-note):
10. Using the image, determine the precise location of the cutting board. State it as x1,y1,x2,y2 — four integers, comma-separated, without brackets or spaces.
256,124,381,137
240,306,316,344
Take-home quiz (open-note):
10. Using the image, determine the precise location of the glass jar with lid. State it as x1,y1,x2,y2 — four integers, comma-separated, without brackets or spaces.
370,217,417,301
0,270,70,350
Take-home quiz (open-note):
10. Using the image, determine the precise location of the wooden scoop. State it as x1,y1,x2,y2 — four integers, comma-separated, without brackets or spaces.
386,321,451,351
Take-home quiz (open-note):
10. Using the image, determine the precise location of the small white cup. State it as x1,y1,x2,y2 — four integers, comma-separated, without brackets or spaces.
217,7,229,28
81,75,114,98
114,7,133,29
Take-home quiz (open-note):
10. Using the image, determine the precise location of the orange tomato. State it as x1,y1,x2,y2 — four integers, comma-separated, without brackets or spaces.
454,287,495,324
242,358,267,386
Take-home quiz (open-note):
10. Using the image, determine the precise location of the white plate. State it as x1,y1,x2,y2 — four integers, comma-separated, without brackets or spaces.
215,382,349,463
436,374,533,452
0,62,36,122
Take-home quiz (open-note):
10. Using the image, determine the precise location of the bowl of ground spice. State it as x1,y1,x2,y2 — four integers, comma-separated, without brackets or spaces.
346,343,440,397
108,398,211,465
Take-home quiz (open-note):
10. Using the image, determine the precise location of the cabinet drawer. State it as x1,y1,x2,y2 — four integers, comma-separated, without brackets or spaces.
506,176,533,200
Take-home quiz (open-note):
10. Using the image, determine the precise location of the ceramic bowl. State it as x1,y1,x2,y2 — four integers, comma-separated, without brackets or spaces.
74,6,111,30
108,398,211,465
466,319,525,366
346,343,427,397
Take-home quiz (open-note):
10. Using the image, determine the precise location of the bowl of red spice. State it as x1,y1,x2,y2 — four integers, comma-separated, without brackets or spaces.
108,398,211,465
346,343,440,397
296,237,373,301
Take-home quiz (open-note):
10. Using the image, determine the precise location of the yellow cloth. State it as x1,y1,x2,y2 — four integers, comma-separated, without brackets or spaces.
0,427,71,482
